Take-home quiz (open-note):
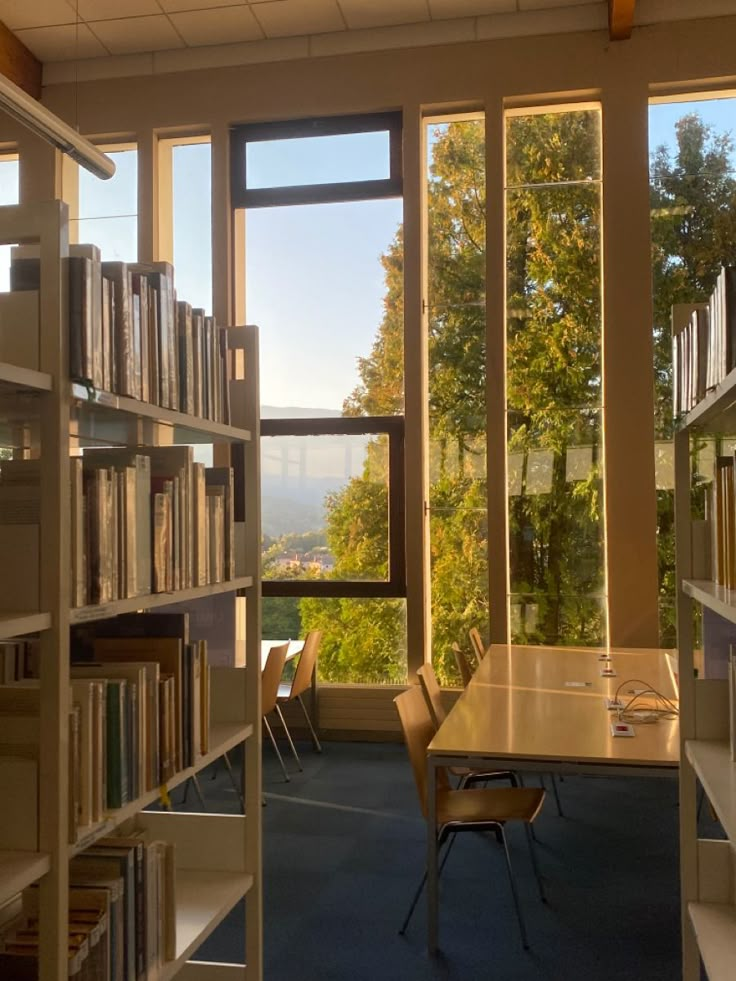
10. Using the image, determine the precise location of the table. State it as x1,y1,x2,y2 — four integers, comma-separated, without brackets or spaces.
260,639,304,670
425,644,680,952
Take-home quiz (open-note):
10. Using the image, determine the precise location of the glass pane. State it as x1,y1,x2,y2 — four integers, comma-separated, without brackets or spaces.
0,155,19,291
262,433,390,583
426,117,489,672
246,131,390,189
506,182,602,409
75,147,137,261
507,407,605,645
649,96,736,644
246,197,403,415
506,109,601,187
173,141,212,313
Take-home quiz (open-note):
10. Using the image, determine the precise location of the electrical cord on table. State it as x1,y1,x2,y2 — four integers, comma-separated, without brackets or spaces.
612,679,679,725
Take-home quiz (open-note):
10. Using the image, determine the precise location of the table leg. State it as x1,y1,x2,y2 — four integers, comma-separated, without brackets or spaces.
427,755,438,954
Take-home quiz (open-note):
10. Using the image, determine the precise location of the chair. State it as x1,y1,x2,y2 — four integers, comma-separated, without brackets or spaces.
452,642,475,687
262,642,291,782
468,626,486,666
394,685,545,948
417,663,516,790
276,629,323,770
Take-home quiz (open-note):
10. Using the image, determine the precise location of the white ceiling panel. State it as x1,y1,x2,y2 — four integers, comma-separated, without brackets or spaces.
15,22,107,60
73,0,162,20
169,6,264,45
158,0,246,11
338,0,430,31
90,14,185,54
253,0,345,38
429,0,515,19
0,0,75,31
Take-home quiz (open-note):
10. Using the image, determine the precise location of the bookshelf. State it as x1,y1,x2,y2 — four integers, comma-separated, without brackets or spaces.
674,297,736,981
0,201,263,981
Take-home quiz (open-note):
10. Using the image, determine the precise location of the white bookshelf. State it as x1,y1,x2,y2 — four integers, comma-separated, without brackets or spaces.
675,332,736,981
0,202,263,981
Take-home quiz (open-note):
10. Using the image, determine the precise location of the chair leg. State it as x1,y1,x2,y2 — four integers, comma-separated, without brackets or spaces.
550,774,563,816
296,694,322,752
275,704,303,771
223,750,245,811
190,773,207,811
500,826,530,951
524,823,546,903
264,717,290,782
399,835,456,936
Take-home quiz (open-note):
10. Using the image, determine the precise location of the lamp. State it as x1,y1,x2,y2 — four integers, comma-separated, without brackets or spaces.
0,71,115,180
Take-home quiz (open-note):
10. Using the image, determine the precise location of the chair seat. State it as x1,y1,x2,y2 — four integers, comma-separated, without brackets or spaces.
277,683,292,700
436,786,544,827
449,764,513,780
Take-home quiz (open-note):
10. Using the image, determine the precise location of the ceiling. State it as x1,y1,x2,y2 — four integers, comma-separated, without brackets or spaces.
2,0,736,79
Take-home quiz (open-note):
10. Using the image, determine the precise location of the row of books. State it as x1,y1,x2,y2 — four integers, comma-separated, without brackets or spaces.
712,455,736,591
10,245,233,424
0,835,175,981
672,266,736,416
0,448,235,610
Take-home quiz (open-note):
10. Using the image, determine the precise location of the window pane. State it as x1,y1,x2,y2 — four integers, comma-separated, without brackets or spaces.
173,141,212,313
506,108,606,647
0,155,19,291
426,117,489,670
75,147,137,261
262,433,390,583
246,131,390,189
649,95,736,645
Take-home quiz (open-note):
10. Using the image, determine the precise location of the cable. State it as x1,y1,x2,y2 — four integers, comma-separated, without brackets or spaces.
612,678,680,725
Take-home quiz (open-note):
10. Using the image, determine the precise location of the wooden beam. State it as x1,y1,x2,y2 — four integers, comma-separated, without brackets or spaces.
608,0,636,41
0,20,41,99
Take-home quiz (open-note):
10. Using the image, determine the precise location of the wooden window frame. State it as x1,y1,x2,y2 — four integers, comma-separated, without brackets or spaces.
230,112,403,209
261,416,406,598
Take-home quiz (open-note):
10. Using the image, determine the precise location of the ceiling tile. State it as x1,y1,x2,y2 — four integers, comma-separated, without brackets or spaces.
74,0,162,19
338,0,429,31
153,33,308,72
312,17,475,56
169,6,263,45
429,0,514,18
253,0,345,38
89,14,185,53
158,0,246,11
14,23,107,61
0,0,74,30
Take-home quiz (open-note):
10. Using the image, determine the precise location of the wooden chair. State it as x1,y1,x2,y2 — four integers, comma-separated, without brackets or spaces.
262,642,291,782
417,663,516,790
468,626,486,666
276,629,323,769
452,642,475,687
394,685,545,948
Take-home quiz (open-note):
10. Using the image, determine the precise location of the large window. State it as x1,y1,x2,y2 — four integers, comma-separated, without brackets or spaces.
649,94,736,645
170,136,212,313
74,143,137,261
505,106,606,647
0,151,19,290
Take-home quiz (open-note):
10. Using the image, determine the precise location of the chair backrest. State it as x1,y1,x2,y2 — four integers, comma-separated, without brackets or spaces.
288,629,322,699
468,627,485,666
416,663,446,728
394,685,450,818
452,642,474,688
262,642,289,715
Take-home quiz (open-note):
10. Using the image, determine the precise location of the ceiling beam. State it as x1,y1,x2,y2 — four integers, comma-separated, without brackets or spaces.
608,0,636,41
0,20,41,100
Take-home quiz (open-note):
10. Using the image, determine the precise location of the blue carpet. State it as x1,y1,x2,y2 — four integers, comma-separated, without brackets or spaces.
189,740,685,980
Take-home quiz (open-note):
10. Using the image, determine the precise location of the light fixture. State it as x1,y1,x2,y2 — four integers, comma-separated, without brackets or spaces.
0,71,115,180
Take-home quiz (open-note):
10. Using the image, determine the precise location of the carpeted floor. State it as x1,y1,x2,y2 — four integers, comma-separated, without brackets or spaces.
189,738,687,981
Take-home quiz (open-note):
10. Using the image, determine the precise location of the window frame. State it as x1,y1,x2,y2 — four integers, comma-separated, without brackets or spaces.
260,415,406,599
230,112,403,209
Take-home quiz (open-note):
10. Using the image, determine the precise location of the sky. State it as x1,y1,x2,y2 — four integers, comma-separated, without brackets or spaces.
0,96,733,407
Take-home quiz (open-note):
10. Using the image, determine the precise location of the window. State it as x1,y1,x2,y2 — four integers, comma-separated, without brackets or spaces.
169,136,212,313
0,151,19,291
75,143,137,261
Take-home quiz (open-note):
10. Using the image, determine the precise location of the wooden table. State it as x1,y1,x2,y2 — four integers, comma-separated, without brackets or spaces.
260,639,304,670
425,644,680,952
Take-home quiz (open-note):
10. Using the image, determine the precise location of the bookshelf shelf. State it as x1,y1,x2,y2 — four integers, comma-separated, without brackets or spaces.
71,383,252,446
0,362,53,394
69,722,254,857
0,850,50,907
0,611,51,639
160,869,254,981
685,740,736,843
688,902,736,981
680,363,736,434
682,580,736,625
70,576,254,624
